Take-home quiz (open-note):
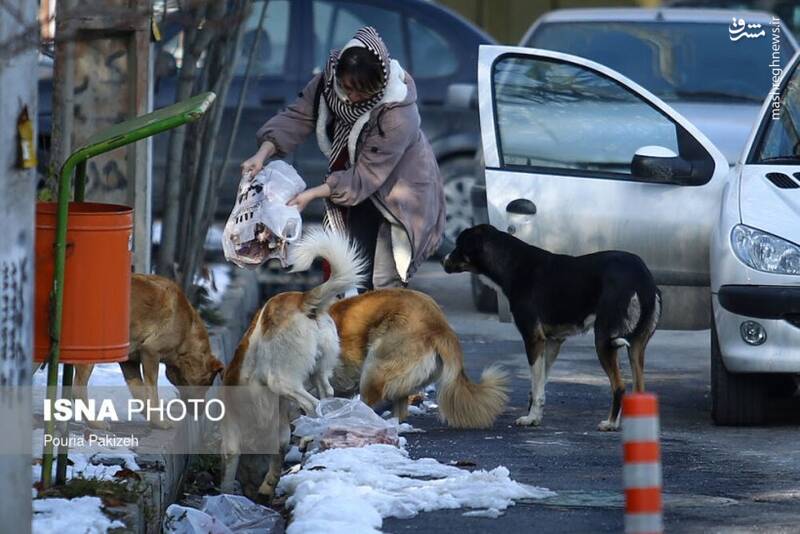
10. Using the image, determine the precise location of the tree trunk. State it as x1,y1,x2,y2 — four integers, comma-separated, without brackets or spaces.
182,2,249,295
156,5,207,278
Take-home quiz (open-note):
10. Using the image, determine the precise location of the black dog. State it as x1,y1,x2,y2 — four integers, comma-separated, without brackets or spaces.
443,225,661,431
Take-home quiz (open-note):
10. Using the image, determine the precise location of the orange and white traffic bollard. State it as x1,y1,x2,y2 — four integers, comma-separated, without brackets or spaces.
622,393,663,534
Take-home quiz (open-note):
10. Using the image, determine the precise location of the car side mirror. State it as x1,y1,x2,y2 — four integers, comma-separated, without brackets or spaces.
631,145,694,184
445,83,477,109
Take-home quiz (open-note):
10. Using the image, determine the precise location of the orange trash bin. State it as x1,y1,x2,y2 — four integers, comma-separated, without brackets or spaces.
34,202,133,363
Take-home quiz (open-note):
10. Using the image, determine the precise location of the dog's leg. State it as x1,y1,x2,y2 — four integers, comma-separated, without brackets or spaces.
220,429,241,493
627,334,650,393
312,371,334,400
141,351,172,429
120,358,148,404
314,320,339,399
73,364,109,431
391,398,409,421
282,385,319,416
544,339,562,379
596,340,625,431
120,354,169,429
257,401,291,501
515,337,546,427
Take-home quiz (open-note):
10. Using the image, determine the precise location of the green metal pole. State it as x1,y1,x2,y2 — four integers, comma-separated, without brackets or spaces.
75,160,87,201
54,160,84,484
41,155,79,489
55,364,73,484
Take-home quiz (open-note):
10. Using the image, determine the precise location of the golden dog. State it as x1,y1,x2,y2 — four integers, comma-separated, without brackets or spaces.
330,288,509,428
73,274,224,429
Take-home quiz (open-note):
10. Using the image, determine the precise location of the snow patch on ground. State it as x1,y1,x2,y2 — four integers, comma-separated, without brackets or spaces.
462,508,503,518
33,496,124,533
397,422,424,434
31,428,140,482
278,444,553,534
32,360,174,389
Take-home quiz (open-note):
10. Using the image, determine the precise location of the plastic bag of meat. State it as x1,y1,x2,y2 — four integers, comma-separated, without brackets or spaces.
222,160,306,269
292,398,400,450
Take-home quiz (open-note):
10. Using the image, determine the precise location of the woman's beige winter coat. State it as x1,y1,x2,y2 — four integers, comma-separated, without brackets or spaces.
256,61,445,280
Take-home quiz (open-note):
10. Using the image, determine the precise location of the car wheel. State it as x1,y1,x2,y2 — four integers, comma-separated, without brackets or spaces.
711,317,767,426
440,156,476,254
471,274,498,313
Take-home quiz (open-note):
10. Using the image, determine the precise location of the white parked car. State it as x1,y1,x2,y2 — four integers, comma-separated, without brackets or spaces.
710,54,800,424
477,44,800,425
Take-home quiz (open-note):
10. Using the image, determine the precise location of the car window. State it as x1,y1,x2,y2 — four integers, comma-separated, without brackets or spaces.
527,22,794,104
408,18,457,78
312,1,407,70
492,55,679,176
753,64,800,163
161,1,290,76
235,0,290,77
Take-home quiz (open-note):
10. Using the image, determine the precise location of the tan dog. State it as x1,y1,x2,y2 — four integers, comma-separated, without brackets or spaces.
221,228,364,500
73,274,225,429
329,288,509,428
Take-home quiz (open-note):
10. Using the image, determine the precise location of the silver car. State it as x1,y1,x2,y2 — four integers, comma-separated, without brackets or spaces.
470,9,798,313
477,33,800,425
521,8,798,164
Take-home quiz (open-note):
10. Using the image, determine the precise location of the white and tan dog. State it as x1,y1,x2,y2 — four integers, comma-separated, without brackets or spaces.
220,228,364,500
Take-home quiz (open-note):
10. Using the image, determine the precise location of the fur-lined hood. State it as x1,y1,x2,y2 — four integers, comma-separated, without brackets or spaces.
316,59,416,166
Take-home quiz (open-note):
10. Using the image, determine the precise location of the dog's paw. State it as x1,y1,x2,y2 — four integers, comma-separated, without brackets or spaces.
597,419,620,432
515,415,542,427
256,482,277,502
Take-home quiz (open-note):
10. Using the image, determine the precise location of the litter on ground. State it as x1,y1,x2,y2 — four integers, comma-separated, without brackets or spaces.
163,494,283,534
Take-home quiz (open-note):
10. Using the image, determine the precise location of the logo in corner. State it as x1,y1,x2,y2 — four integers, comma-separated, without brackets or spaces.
729,17,766,41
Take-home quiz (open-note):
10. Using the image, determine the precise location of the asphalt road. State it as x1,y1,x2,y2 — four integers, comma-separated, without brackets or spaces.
383,262,800,534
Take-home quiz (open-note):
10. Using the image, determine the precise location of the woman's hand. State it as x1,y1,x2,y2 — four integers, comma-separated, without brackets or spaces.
240,141,276,178
288,184,331,213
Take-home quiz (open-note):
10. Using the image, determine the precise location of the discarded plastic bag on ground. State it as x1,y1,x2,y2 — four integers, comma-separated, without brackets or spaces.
223,160,306,269
163,494,282,534
293,397,400,450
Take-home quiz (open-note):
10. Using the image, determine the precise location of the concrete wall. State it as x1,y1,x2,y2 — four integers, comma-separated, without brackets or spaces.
53,0,153,273
0,1,37,532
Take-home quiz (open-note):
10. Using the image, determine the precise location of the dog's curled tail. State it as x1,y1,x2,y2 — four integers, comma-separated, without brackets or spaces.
290,227,367,316
434,332,509,428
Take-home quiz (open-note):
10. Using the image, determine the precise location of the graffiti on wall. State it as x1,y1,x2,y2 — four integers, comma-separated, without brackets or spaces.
0,256,29,387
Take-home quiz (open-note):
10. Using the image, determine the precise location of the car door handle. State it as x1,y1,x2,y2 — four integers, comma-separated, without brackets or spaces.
506,199,537,215
260,97,285,105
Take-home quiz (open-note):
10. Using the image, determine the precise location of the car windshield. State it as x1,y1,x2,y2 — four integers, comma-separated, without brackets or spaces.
752,62,800,163
526,21,794,103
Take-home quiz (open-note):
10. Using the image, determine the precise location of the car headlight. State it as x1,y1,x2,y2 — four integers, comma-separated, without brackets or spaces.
731,225,800,275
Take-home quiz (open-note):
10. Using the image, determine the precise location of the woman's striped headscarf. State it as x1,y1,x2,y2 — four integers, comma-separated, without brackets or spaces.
321,26,390,171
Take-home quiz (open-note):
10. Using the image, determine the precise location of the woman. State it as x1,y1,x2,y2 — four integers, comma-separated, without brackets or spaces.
241,26,444,289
